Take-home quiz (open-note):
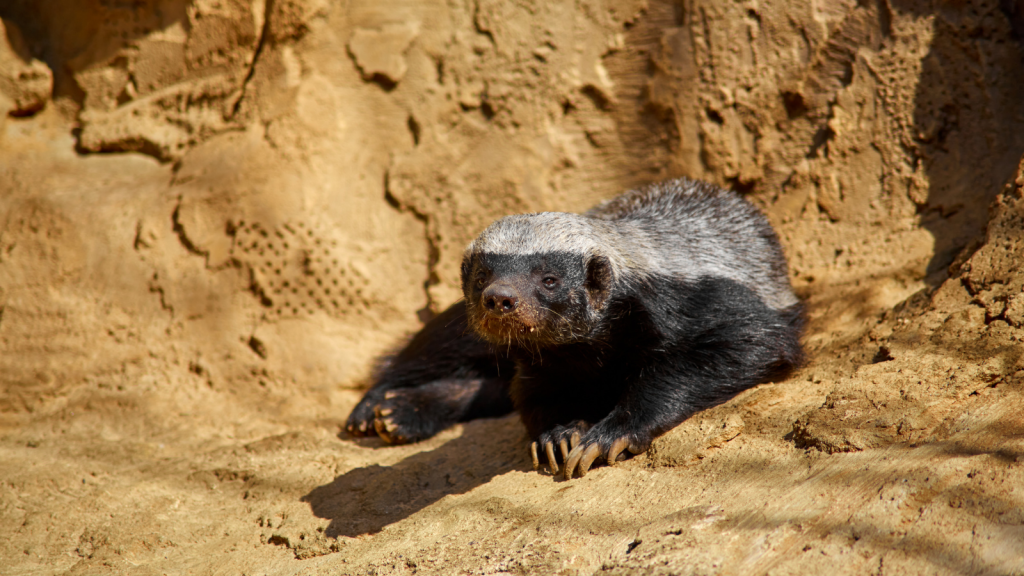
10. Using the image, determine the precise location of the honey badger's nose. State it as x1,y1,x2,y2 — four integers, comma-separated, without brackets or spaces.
482,284,519,315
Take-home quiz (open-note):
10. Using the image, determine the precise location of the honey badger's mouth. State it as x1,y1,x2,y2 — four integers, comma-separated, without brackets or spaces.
476,315,543,343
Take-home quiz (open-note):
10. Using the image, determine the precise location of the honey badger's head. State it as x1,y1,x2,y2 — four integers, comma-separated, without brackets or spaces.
461,213,614,348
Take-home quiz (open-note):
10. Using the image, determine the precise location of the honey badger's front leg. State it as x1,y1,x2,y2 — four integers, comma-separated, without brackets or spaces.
346,301,515,443
369,377,512,444
559,366,703,479
521,359,694,479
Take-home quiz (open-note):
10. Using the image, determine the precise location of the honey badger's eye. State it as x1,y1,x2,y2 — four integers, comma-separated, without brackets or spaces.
542,276,559,289
475,274,486,288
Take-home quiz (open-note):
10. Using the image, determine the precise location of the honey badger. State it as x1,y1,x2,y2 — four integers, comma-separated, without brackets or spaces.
347,178,804,478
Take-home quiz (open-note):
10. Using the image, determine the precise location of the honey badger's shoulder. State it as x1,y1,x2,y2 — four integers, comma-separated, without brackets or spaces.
587,177,799,311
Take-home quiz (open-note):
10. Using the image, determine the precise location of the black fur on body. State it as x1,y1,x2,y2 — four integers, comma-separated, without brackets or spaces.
347,178,804,478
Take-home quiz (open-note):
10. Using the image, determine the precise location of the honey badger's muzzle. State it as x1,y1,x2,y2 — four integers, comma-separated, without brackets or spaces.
473,279,545,341
481,282,519,316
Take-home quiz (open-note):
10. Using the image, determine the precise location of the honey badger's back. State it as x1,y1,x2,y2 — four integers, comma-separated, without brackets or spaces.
586,178,799,312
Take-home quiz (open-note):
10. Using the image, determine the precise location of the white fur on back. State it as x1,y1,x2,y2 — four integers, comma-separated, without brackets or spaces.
466,179,799,311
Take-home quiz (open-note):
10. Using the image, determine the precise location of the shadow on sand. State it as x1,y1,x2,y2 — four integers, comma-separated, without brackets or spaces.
302,415,533,537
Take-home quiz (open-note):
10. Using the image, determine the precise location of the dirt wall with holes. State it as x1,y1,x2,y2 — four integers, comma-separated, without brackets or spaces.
1,1,1024,575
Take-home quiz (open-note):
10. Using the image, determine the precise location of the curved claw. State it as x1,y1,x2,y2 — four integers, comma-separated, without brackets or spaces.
559,438,570,462
346,409,377,437
606,437,630,466
372,415,392,442
530,441,540,470
564,445,582,480
545,441,559,474
373,406,407,444
570,430,581,450
577,444,602,477
564,443,602,479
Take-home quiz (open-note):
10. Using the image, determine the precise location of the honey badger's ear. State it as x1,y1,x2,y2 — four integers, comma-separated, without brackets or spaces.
585,255,612,310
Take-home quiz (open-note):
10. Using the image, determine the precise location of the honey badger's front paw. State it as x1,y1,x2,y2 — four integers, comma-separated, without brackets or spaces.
562,419,651,479
348,379,490,445
345,392,384,437
344,388,430,443
530,421,591,475
370,389,439,445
